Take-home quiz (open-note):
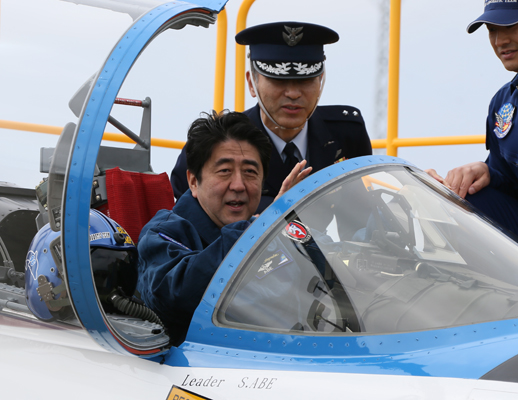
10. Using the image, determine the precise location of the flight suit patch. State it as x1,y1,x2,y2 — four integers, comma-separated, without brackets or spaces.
494,103,515,139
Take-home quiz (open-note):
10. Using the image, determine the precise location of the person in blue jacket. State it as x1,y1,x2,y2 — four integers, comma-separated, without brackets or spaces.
171,21,372,213
137,110,311,346
427,1,518,237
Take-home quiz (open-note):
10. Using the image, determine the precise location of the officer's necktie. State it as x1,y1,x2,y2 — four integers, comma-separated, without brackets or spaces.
283,142,299,171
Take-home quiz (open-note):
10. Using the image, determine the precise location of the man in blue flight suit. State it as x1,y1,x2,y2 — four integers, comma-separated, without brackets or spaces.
427,1,518,236
137,111,310,346
171,21,372,213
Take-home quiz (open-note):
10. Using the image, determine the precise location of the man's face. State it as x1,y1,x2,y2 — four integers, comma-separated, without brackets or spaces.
488,23,518,72
246,71,321,137
188,139,263,228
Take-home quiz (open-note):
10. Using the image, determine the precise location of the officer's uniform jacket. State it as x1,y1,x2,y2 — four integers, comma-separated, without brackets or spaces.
170,104,372,213
136,190,250,346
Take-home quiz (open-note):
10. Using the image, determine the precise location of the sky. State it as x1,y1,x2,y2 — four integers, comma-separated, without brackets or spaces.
0,0,514,189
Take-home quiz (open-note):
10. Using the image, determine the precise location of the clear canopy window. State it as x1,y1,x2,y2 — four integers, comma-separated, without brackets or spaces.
216,165,518,335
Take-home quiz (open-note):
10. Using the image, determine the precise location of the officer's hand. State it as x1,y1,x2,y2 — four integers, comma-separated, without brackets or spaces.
425,168,445,184
275,160,312,202
443,162,490,198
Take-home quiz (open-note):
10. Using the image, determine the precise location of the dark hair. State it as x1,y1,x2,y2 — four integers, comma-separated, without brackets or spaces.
185,110,271,183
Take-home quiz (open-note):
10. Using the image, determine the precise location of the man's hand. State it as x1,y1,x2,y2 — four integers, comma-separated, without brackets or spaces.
427,162,490,198
443,162,490,198
274,160,312,202
425,168,445,184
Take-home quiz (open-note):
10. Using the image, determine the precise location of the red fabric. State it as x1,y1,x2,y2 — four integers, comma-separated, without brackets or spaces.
104,167,175,243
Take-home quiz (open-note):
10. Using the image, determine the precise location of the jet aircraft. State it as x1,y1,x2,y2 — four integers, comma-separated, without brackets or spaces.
2,1,518,399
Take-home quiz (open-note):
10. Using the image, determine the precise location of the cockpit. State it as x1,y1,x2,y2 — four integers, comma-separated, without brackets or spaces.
215,165,518,335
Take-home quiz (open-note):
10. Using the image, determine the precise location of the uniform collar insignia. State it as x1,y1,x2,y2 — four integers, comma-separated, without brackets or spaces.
283,26,303,46
494,102,515,139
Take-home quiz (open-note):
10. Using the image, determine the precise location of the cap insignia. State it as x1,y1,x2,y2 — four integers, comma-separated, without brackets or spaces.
255,61,322,76
494,102,515,139
293,62,322,75
283,26,303,46
256,61,291,76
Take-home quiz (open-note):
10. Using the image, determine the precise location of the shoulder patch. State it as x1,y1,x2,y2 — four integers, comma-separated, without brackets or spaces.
494,103,515,139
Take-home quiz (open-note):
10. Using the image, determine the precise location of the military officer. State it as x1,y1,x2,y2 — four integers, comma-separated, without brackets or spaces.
171,21,372,213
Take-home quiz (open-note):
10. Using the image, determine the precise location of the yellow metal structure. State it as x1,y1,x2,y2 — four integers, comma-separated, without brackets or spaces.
0,120,185,150
362,175,401,192
0,0,486,154
386,0,401,157
235,0,256,112
0,119,484,151
213,7,227,113
370,135,485,150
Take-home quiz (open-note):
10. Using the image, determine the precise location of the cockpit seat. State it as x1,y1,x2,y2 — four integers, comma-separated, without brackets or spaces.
97,167,175,243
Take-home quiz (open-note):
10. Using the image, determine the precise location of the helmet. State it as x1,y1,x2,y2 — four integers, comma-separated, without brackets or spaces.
89,209,138,313
25,209,138,321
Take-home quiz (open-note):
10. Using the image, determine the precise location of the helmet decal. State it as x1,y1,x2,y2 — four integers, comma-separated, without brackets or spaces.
90,232,111,241
25,250,39,281
116,226,134,245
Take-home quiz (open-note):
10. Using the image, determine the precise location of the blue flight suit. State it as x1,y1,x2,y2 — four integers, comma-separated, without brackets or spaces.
170,104,372,213
136,189,251,346
466,74,518,236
